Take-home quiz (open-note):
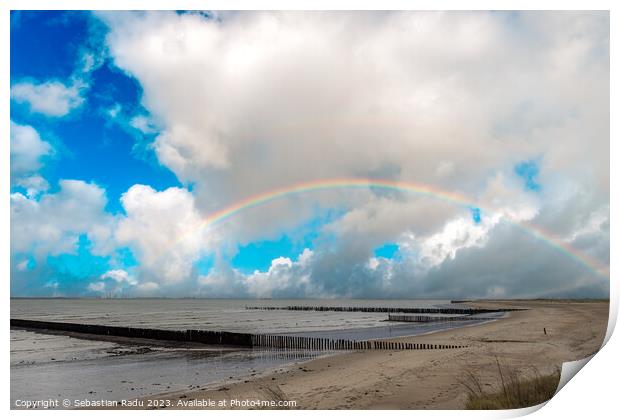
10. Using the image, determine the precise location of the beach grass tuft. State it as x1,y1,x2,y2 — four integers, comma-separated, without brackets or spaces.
460,357,561,409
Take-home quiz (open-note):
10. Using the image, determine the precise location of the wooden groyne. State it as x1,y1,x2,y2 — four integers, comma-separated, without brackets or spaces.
11,319,466,351
10,318,254,346
387,314,499,322
250,334,464,350
246,305,522,315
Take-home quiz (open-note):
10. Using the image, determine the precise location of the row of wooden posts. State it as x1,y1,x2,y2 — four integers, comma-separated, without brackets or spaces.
387,314,490,323
11,319,465,351
251,333,465,351
246,305,519,315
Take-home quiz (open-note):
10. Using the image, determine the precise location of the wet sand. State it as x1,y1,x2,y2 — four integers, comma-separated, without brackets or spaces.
10,329,321,405
134,300,608,410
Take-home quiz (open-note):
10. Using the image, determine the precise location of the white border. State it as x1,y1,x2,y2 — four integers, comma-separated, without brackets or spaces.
3,2,616,420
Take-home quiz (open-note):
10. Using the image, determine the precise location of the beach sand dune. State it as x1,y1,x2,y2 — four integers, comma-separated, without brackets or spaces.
132,300,608,410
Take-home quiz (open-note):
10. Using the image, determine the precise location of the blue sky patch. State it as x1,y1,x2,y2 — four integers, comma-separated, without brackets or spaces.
195,254,215,275
10,11,181,214
230,209,346,273
514,160,541,191
113,247,138,268
46,235,110,280
374,243,399,259
470,207,481,224
233,235,303,273
10,11,91,81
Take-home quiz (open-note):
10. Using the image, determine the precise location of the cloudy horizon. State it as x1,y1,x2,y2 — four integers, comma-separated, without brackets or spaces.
10,11,609,299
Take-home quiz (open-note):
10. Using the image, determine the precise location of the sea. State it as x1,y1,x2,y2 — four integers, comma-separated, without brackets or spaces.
10,298,494,408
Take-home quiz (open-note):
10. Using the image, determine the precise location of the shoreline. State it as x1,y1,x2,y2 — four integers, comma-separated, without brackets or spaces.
128,299,608,410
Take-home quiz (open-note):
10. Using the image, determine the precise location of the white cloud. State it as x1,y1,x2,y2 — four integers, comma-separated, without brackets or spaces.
86,269,138,296
10,179,115,258
10,122,53,177
245,257,298,298
199,248,316,298
115,185,213,284
416,215,499,268
435,161,455,179
99,11,608,232
16,260,30,272
15,175,50,198
135,281,160,295
107,103,122,119
11,123,53,200
100,269,136,285
129,114,157,134
87,282,106,292
11,80,85,117
366,257,381,271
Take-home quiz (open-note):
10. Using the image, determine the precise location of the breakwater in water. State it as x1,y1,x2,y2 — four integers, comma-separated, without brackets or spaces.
246,305,523,315
387,314,501,322
11,319,466,351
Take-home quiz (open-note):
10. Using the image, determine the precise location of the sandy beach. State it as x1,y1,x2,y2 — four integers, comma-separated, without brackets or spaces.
135,300,609,410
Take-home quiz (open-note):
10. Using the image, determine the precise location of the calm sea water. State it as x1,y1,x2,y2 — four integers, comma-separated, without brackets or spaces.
11,298,458,333
11,299,487,408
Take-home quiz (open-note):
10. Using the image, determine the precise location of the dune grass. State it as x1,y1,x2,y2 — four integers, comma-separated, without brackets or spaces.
460,357,561,409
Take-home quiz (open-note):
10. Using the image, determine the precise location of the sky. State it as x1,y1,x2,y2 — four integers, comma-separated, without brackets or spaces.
10,11,610,298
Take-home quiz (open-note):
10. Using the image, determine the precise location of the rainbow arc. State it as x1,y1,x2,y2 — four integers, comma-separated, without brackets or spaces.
171,178,609,280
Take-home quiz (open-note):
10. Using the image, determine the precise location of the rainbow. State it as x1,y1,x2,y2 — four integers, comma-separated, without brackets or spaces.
175,178,609,280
